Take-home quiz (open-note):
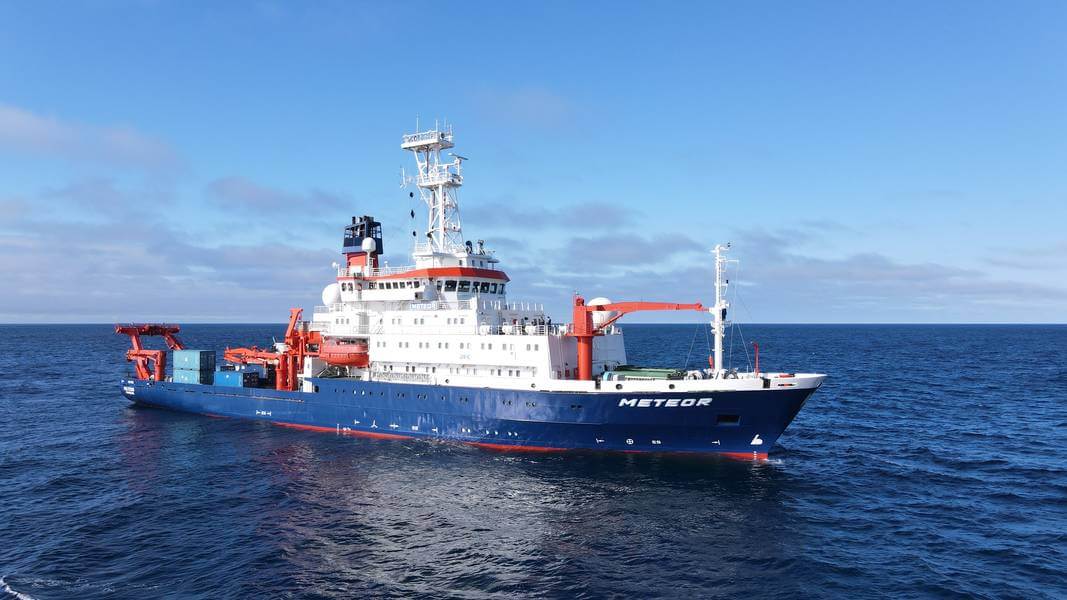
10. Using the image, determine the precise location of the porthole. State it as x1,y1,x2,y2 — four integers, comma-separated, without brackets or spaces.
615,384,623,390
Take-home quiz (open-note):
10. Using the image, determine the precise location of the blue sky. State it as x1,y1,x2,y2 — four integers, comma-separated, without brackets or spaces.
1,1,1065,323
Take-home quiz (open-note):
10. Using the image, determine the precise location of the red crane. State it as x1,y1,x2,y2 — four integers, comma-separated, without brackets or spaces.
568,296,705,381
223,308,321,391
115,324,185,381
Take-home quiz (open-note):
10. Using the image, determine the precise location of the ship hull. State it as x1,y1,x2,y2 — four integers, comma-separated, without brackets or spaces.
120,377,816,459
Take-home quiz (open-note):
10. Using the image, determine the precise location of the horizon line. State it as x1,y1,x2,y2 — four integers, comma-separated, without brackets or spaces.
1,321,1064,326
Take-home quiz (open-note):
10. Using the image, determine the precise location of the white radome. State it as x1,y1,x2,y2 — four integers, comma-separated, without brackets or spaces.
361,238,377,253
321,282,341,306
588,297,618,328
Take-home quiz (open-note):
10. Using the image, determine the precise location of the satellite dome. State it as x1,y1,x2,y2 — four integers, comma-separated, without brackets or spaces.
361,238,377,253
321,282,341,306
588,297,618,328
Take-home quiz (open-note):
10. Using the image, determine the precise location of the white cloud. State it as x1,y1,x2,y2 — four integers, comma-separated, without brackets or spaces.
0,102,178,170
206,176,345,210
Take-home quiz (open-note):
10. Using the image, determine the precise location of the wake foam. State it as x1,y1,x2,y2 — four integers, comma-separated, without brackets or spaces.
0,577,35,600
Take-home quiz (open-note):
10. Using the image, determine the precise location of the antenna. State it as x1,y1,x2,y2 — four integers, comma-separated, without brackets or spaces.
711,243,739,375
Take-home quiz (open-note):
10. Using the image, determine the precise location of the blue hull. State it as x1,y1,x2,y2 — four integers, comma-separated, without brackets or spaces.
121,377,816,458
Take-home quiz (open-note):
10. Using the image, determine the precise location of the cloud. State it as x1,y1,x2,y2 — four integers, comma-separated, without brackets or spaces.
465,200,637,230
985,241,1067,271
0,102,178,170
0,198,31,221
206,176,346,210
472,85,573,127
488,225,1067,323
724,227,1067,321
0,181,335,322
558,233,706,269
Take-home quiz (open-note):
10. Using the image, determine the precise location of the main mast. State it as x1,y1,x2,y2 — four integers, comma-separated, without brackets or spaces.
401,122,465,254
711,243,735,374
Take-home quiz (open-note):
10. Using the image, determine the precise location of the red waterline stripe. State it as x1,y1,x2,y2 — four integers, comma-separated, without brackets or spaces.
470,441,568,453
722,451,769,460
272,421,410,441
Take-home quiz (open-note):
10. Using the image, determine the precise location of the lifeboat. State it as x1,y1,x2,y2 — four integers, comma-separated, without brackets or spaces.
318,339,369,367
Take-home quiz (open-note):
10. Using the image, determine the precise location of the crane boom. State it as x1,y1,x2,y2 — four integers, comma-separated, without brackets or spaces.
568,297,705,381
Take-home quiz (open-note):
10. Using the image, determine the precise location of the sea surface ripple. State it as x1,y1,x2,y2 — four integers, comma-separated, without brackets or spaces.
1,324,1065,599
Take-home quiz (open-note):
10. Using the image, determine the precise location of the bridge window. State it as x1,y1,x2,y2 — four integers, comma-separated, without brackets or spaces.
499,284,506,294
445,280,456,291
480,282,490,293
458,281,471,293
490,283,498,293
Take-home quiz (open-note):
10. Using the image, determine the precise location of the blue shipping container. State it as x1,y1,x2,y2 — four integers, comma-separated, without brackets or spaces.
215,370,259,388
172,350,216,371
173,369,213,385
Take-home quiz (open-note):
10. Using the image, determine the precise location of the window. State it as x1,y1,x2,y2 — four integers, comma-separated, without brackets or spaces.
490,283,498,293
526,344,531,351
499,284,506,294
435,281,442,291
414,280,421,288
458,281,471,293
444,280,457,292
480,282,490,293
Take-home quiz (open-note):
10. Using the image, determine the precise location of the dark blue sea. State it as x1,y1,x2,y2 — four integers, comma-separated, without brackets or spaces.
1,324,1065,599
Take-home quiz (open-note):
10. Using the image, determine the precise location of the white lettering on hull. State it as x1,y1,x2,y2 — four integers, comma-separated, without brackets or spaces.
618,397,712,408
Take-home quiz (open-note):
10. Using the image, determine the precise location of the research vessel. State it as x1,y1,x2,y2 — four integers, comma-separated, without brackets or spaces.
117,124,824,459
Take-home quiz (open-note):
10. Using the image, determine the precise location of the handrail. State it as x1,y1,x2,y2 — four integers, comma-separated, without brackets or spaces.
337,262,501,278
372,371,431,383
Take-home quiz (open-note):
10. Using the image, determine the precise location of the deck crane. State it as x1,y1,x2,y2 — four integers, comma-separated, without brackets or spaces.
114,324,185,381
223,308,321,391
568,297,705,381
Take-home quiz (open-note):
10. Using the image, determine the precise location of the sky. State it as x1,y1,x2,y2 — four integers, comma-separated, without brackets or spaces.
1,1,1065,324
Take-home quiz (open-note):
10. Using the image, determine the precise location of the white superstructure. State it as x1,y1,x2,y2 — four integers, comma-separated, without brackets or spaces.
306,125,823,396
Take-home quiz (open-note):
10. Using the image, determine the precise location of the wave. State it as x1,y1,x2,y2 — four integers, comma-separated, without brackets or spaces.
0,577,36,600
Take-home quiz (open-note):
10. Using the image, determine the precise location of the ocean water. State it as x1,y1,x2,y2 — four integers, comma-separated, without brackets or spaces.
1,324,1064,599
